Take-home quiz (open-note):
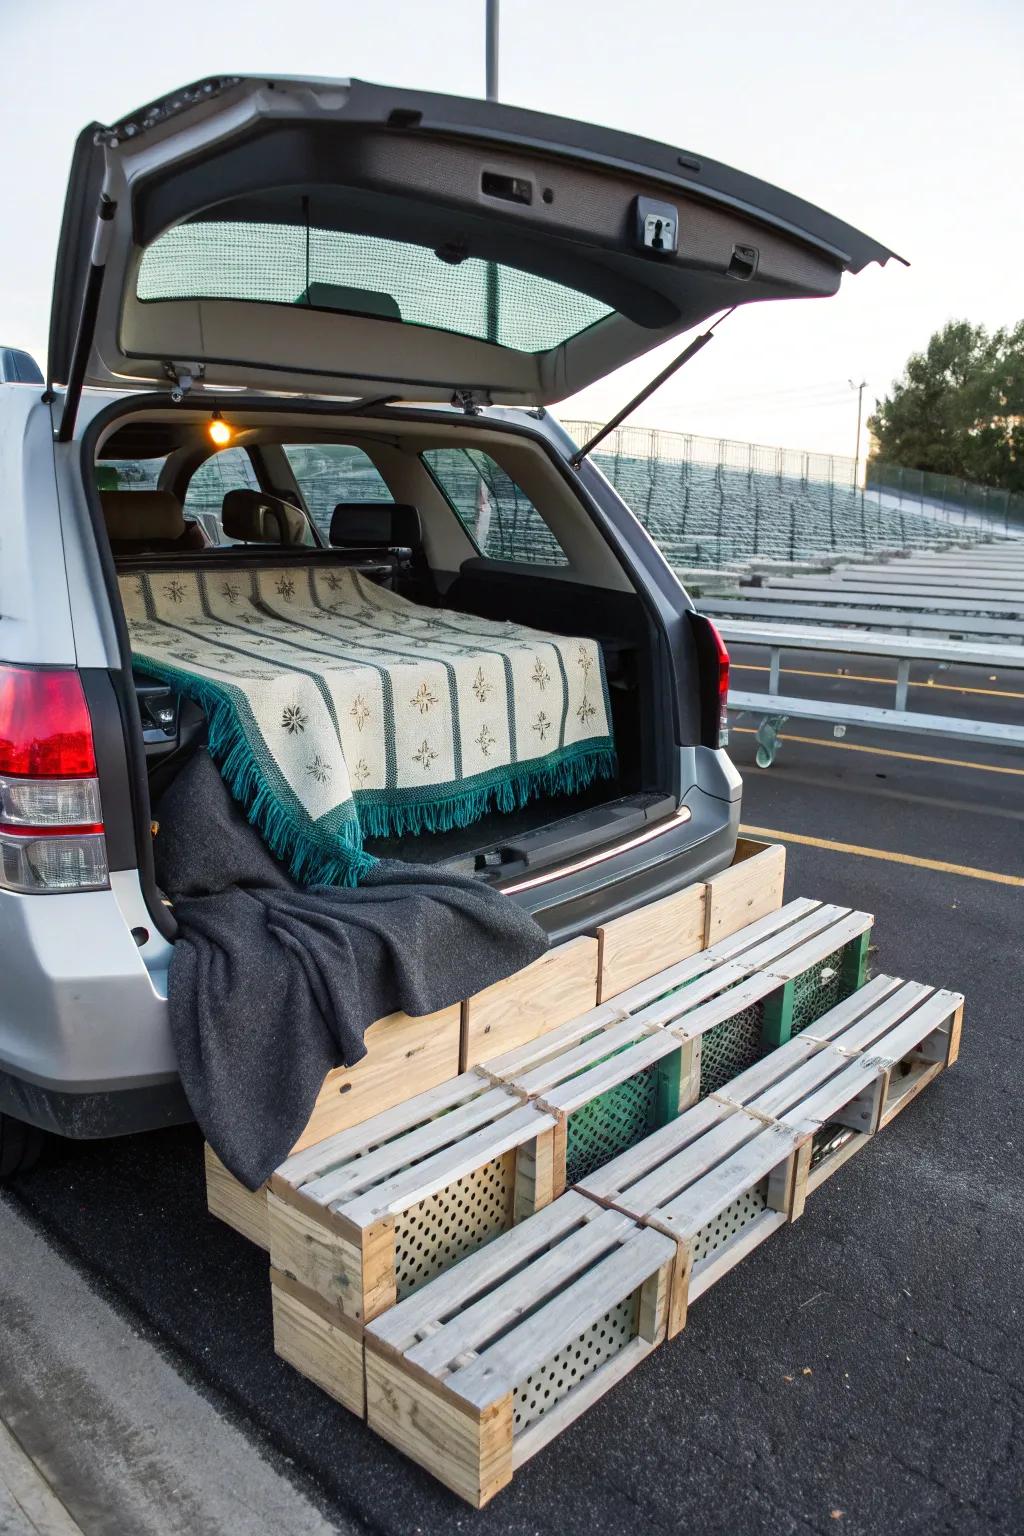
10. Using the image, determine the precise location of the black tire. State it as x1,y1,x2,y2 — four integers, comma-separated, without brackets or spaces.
0,1114,48,1182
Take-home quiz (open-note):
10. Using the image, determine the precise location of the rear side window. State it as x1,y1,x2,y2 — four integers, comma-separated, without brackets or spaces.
423,449,568,566
96,457,166,492
283,444,392,541
183,447,261,545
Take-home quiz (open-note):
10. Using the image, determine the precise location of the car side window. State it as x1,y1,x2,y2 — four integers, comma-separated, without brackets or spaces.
182,447,263,545
422,448,568,566
283,445,392,542
96,457,166,492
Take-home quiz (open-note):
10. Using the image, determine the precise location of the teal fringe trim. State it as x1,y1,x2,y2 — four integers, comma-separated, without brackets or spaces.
356,743,618,840
145,668,376,888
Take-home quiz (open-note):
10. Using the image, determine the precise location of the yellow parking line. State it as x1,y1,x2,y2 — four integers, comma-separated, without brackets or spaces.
740,824,1024,887
732,726,1024,777
731,662,1024,701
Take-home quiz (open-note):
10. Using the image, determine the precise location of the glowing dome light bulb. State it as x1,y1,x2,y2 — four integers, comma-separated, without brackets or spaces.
208,412,232,447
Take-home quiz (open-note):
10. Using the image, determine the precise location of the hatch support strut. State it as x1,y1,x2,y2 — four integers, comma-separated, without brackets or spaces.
569,307,736,469
54,194,117,443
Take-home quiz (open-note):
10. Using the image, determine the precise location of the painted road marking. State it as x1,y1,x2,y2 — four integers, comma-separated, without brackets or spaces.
732,662,1024,701
740,824,1024,888
732,726,1024,777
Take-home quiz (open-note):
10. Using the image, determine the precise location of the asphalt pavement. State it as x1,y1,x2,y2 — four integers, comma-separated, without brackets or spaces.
2,656,1022,1536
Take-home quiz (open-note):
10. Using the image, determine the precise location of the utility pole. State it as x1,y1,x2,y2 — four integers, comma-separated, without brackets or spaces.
486,0,500,101
849,378,867,488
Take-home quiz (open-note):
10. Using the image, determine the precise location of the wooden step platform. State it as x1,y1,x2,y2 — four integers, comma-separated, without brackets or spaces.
361,974,962,1503
256,898,881,1425
364,1193,676,1507
193,843,965,1507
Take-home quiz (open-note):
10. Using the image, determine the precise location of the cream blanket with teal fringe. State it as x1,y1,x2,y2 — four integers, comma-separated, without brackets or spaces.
120,565,615,885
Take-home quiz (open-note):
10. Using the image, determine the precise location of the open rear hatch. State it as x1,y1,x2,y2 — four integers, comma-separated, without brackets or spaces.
49,75,900,415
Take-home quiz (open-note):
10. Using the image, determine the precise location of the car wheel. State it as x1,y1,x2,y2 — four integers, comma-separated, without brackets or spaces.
0,1114,48,1181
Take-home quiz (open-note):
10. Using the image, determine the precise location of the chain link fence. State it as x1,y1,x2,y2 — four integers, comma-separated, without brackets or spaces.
562,420,1018,570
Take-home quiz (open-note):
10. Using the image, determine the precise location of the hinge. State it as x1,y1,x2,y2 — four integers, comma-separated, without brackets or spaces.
451,389,490,415
162,362,206,402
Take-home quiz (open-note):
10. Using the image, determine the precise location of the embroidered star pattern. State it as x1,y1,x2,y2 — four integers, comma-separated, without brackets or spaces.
305,753,332,785
576,696,597,726
412,739,437,772
350,696,371,732
275,576,296,601
532,711,553,744
472,667,494,703
219,581,241,605
281,703,307,735
476,723,496,758
531,656,551,691
164,580,186,604
410,681,439,714
353,757,370,787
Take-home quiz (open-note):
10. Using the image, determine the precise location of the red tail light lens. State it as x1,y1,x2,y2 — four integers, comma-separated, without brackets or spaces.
0,665,97,777
709,619,730,746
0,666,108,892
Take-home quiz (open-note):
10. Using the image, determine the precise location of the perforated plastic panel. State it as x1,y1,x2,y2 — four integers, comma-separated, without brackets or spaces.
393,1153,515,1300
564,1065,661,1186
790,943,857,1036
698,1004,765,1097
691,1177,770,1268
512,1294,638,1436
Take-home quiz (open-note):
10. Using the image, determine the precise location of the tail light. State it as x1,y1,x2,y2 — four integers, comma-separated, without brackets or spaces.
0,665,109,892
690,614,731,749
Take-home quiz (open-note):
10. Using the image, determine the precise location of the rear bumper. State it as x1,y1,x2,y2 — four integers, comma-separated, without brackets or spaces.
0,1068,190,1138
0,752,740,1139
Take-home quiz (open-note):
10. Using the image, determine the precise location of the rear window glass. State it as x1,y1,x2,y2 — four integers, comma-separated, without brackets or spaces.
283,445,391,542
136,222,613,353
424,449,568,566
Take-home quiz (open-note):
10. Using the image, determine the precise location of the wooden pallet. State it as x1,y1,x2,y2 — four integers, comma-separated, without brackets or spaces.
364,1192,676,1507
576,974,964,1336
268,1072,556,1331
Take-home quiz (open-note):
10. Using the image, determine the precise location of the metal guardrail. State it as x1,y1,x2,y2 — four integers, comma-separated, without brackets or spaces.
711,618,1024,767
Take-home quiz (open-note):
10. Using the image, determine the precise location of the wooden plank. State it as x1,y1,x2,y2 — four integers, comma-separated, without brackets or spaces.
703,840,786,945
369,1192,600,1352
204,1145,269,1250
270,1269,365,1417
365,1345,514,1507
461,937,600,1069
597,882,707,1002
293,1004,461,1152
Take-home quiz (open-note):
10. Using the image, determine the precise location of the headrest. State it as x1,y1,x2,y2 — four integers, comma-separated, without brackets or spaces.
329,502,421,550
100,490,185,543
221,488,309,546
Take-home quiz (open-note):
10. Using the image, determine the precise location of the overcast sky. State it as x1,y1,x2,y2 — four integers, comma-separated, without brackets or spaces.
2,0,1021,458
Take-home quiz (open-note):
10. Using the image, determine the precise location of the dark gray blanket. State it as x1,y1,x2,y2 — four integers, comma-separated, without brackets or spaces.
156,751,548,1189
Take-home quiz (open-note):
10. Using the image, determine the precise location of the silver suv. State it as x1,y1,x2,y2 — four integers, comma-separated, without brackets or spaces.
0,75,895,1176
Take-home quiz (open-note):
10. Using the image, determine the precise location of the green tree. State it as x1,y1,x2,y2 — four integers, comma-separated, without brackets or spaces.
868,320,1024,492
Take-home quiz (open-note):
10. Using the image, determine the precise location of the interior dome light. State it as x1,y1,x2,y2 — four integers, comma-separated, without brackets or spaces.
208,412,233,447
